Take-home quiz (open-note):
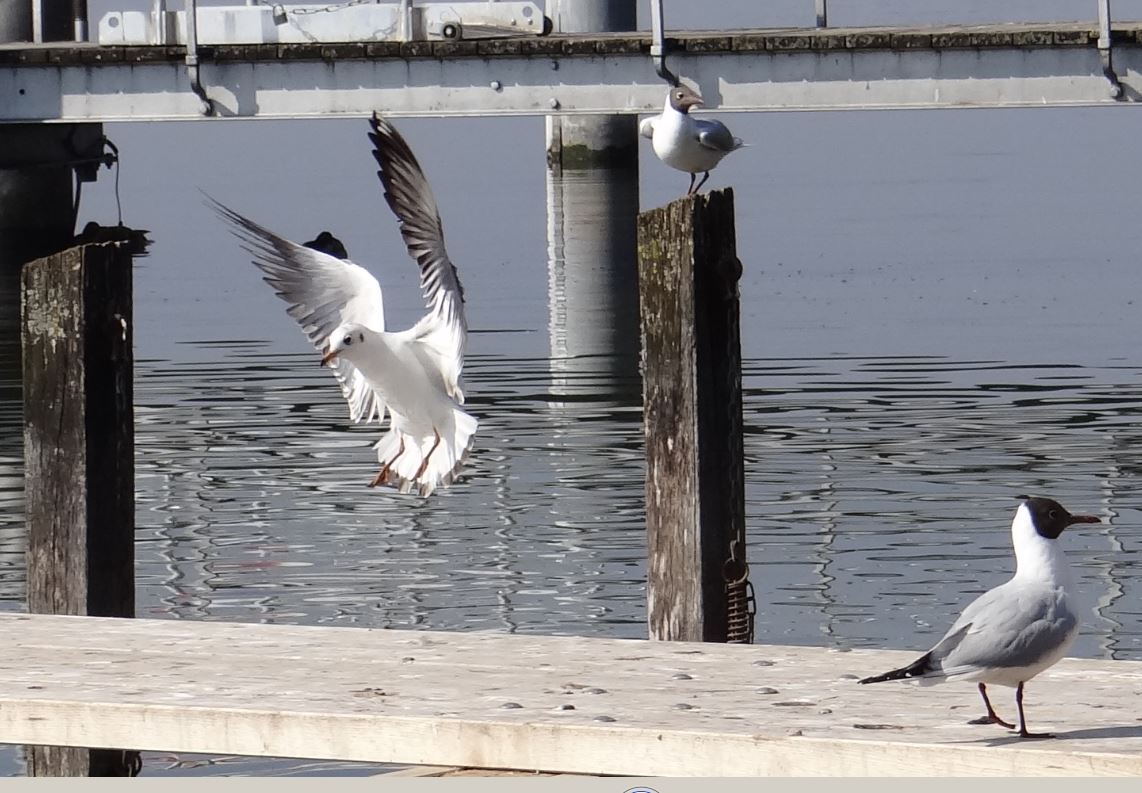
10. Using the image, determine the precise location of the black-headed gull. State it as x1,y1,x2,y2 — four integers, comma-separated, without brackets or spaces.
859,495,1100,738
302,230,349,261
640,84,745,195
210,114,476,497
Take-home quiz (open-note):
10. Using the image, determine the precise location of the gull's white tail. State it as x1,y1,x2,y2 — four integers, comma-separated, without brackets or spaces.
373,407,478,497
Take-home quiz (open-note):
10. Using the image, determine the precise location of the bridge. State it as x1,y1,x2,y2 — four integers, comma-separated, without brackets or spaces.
1,4,1141,122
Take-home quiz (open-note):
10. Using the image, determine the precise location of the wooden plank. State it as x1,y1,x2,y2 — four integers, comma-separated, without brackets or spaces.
378,766,569,777
377,766,464,777
637,190,747,643
20,244,136,777
2,615,1142,776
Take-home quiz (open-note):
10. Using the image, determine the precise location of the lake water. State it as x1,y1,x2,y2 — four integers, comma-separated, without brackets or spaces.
4,81,1142,775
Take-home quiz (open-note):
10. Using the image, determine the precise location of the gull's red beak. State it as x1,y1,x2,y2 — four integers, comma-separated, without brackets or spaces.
1067,514,1101,525
321,347,338,367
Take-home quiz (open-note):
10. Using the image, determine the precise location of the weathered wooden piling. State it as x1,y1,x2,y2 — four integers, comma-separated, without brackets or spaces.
637,188,749,643
21,243,138,777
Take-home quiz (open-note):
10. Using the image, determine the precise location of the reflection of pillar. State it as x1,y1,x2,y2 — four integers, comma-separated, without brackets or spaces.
545,168,640,402
1091,464,1126,659
0,267,24,605
545,0,638,174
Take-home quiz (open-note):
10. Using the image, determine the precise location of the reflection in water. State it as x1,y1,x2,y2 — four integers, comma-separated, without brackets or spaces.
744,357,1142,658
128,344,648,636
0,268,24,609
7,345,1139,652
545,169,641,403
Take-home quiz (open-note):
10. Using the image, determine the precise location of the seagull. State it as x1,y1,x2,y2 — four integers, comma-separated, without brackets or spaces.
209,113,476,497
640,84,745,195
859,495,1100,738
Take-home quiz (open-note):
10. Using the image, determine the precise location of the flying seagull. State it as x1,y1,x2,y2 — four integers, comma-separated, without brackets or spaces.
640,83,745,195
210,113,476,497
859,495,1099,738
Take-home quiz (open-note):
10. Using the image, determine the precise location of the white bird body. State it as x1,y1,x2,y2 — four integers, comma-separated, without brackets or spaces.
211,114,477,497
335,322,476,491
644,86,745,194
860,496,1099,738
911,503,1079,688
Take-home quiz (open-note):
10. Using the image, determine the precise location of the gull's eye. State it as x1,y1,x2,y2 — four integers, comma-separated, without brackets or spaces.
1048,509,1059,520
675,90,684,99
343,334,353,346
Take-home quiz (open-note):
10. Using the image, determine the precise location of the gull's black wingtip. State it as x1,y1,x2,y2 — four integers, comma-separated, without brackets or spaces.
367,110,384,141
199,187,224,214
199,189,250,231
201,190,243,227
367,112,420,172
367,112,433,221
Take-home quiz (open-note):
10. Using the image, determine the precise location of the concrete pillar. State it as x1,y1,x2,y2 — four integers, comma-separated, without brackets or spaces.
0,1,32,41
545,0,638,173
543,2,641,401
0,3,96,270
33,0,74,42
0,126,105,270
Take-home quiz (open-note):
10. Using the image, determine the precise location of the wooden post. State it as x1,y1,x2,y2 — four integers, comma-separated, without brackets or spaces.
637,188,747,643
21,243,139,777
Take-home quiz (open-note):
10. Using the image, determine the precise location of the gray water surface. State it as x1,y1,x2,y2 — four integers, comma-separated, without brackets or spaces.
3,104,1142,774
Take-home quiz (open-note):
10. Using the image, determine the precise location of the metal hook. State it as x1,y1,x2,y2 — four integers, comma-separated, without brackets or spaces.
649,0,679,87
184,0,215,116
1098,0,1124,99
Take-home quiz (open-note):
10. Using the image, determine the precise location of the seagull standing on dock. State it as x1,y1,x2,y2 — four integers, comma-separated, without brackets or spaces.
210,113,476,497
859,495,1100,738
640,84,745,195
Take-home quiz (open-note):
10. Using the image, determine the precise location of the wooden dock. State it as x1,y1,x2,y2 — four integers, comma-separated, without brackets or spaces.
3,614,1142,776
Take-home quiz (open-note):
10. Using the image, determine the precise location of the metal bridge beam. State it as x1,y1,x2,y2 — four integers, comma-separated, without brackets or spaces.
2,32,1141,122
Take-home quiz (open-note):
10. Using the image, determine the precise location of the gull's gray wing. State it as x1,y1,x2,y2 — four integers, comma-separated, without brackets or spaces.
929,583,1077,677
695,118,744,153
368,113,469,403
208,196,387,424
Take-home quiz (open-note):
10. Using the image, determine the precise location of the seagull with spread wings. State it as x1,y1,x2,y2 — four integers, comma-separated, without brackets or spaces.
210,114,476,497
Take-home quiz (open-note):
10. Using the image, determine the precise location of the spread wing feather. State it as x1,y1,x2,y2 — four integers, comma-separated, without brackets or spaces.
207,195,388,424
368,114,468,403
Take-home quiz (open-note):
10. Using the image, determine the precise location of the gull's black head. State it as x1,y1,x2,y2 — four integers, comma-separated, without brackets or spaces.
1016,494,1100,539
303,231,349,261
668,84,704,114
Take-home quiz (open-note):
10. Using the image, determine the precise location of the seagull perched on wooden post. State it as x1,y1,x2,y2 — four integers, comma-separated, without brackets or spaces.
210,114,476,497
640,84,745,195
